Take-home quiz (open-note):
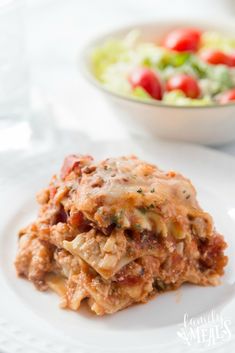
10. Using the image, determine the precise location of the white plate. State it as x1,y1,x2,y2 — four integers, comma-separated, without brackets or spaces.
1,134,235,353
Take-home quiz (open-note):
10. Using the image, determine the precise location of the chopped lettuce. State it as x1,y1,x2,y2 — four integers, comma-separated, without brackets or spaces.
137,43,165,68
201,31,235,53
163,90,212,106
207,65,233,93
91,39,127,80
132,87,152,101
102,62,132,96
91,30,142,80
157,51,191,70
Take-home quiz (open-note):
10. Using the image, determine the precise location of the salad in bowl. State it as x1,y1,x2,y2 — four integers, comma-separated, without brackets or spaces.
81,20,235,145
92,27,235,106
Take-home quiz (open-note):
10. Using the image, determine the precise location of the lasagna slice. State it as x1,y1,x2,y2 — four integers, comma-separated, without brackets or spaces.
15,154,228,315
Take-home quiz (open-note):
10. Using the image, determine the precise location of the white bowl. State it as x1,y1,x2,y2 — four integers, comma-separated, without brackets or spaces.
80,19,235,146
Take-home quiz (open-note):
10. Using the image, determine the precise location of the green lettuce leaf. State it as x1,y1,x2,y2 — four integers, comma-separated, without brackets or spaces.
163,90,212,106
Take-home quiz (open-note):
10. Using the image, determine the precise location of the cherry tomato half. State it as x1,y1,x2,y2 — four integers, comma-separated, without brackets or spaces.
228,51,235,67
219,89,235,104
200,49,234,67
163,28,201,52
166,74,201,99
129,68,163,100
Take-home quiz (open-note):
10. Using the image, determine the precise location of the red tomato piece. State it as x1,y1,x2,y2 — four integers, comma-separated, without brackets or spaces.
219,89,235,104
60,155,82,179
129,68,163,100
116,275,141,285
166,74,201,99
228,51,235,67
162,28,201,52
49,186,57,199
69,211,84,226
200,49,234,66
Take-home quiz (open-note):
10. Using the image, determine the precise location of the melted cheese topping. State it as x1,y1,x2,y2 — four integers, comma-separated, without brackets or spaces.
71,156,203,232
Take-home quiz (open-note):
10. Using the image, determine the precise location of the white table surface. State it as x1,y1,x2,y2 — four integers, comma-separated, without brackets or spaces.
26,0,235,156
